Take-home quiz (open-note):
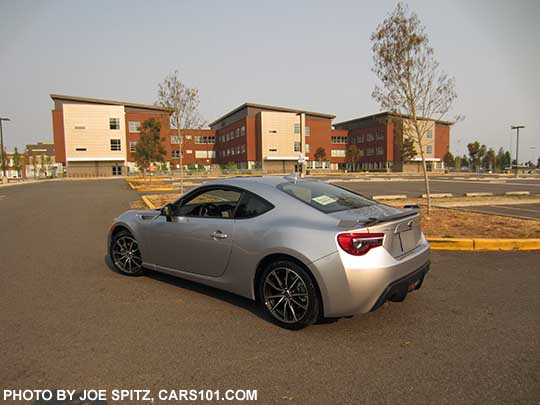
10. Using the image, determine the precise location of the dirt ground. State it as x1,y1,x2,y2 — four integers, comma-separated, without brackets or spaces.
139,194,540,239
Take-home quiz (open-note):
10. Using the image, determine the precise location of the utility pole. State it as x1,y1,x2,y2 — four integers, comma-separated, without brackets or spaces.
0,117,11,181
511,125,525,178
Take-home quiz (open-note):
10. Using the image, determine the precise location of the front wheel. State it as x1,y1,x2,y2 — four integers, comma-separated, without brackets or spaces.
110,230,144,276
258,260,320,330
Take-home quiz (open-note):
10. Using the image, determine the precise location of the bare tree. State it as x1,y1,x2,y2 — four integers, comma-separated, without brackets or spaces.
371,2,460,212
157,70,206,194
346,145,361,171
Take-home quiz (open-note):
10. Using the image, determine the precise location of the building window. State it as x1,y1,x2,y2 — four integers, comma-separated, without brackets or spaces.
294,123,301,134
171,150,181,158
376,131,385,141
235,128,240,138
331,149,346,157
195,136,215,144
186,149,193,154
305,126,310,136
208,151,216,158
376,146,384,155
331,136,347,144
305,144,310,153
112,166,122,176
426,145,433,154
109,118,120,130
195,150,208,158
294,142,301,152
110,139,121,151
241,126,246,136
171,135,181,144
128,121,141,132
186,135,192,140
129,141,137,152
426,130,433,139
75,147,87,151
366,133,374,142
358,135,365,143
366,147,374,156
269,148,277,152
241,144,246,153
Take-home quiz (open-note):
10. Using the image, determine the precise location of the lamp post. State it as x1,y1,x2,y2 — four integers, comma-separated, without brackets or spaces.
0,117,11,181
511,125,525,178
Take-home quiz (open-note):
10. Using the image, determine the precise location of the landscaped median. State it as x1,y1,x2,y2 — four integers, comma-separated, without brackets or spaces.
138,193,540,251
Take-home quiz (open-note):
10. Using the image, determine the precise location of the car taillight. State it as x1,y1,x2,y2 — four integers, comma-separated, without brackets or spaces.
337,232,385,256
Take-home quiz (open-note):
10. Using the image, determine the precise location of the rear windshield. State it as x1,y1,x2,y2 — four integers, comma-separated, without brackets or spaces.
276,180,375,213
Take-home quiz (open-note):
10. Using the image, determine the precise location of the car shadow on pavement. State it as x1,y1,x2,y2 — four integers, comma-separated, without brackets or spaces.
104,255,265,320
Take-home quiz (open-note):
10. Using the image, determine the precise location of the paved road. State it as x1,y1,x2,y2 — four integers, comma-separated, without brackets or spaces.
1,180,539,404
453,203,540,220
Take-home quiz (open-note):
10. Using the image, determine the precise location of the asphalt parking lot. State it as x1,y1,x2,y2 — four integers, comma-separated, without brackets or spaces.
453,203,540,220
141,175,540,199
1,180,539,404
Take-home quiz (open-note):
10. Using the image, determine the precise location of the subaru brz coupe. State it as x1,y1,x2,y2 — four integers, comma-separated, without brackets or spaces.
108,176,430,329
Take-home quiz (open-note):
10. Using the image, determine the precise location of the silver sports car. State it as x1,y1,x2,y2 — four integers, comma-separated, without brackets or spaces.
108,176,430,329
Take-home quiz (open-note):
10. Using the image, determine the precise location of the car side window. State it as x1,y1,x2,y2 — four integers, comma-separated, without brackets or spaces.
235,192,274,219
175,188,242,218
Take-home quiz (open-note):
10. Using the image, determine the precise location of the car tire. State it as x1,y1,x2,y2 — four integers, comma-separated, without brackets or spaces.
110,230,145,276
258,259,320,330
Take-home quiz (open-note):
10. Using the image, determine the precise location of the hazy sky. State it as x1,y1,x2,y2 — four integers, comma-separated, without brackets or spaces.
1,0,539,161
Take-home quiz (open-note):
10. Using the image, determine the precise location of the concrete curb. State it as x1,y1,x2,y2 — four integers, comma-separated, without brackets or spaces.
465,192,494,197
505,191,530,196
428,238,540,251
421,193,453,198
372,195,408,201
141,196,157,210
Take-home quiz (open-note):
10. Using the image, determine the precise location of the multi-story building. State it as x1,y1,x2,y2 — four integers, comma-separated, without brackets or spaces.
51,94,171,176
210,103,341,172
24,142,57,178
50,95,452,174
333,112,451,172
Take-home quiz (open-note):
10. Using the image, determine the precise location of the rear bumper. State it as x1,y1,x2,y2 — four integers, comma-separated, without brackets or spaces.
370,260,430,312
309,235,431,318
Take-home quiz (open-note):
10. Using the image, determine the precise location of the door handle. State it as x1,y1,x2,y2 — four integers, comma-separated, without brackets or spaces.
211,231,228,240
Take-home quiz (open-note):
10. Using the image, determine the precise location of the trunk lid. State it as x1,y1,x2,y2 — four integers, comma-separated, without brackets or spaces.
330,207,422,258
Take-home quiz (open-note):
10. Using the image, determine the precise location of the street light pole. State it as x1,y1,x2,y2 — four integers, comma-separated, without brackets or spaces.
511,125,525,178
0,117,11,180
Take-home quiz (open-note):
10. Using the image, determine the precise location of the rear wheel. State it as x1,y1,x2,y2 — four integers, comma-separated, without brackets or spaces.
258,260,320,330
110,230,144,276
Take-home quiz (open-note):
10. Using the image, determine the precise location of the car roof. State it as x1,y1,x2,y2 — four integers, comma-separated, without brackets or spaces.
201,176,319,202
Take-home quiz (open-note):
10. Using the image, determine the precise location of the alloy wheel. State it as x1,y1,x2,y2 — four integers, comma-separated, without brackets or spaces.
112,235,143,274
263,267,309,324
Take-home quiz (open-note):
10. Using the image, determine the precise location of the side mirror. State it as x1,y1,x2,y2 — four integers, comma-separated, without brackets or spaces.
161,204,174,221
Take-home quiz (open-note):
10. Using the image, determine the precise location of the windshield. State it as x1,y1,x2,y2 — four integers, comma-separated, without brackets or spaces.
276,180,376,213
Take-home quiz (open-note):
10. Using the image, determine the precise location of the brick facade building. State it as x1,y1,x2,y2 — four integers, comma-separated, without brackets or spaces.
50,95,452,175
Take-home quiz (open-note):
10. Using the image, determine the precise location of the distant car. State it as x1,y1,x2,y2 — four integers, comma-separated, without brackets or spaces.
108,176,430,329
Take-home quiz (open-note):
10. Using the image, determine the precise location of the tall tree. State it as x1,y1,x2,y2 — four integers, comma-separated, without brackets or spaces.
371,2,459,212
157,70,205,193
443,151,454,168
31,154,38,179
346,145,361,171
485,148,496,171
467,141,480,170
314,147,327,163
133,118,166,178
454,155,462,170
12,147,22,178
495,147,505,170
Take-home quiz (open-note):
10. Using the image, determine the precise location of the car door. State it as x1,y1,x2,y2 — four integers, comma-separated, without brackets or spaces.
144,186,242,277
